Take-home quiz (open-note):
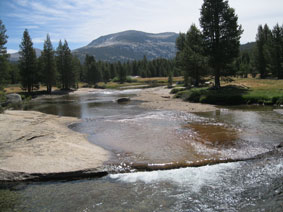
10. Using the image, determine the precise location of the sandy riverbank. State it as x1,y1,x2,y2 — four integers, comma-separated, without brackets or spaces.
133,86,217,112
0,110,109,181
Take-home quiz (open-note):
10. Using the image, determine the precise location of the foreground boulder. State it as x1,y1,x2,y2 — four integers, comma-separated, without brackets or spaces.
6,93,22,104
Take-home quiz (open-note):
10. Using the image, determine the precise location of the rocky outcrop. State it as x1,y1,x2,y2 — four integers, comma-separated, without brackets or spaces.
0,110,110,182
1,93,22,107
6,93,22,104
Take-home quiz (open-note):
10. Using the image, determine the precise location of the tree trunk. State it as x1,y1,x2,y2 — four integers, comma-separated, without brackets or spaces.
195,69,199,87
28,85,31,93
214,67,221,89
47,85,52,94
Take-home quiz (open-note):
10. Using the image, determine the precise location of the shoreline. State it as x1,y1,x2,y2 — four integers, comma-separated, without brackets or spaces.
133,86,217,113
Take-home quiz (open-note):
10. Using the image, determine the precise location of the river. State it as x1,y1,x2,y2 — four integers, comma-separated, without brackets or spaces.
1,88,282,211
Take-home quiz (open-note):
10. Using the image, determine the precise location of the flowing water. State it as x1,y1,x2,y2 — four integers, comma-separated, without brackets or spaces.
1,89,283,211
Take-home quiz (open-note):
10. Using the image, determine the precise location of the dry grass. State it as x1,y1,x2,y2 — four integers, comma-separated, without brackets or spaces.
136,77,183,83
223,78,283,90
4,84,59,94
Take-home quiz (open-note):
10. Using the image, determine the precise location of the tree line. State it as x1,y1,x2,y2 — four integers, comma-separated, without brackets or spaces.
82,55,178,86
0,20,179,93
0,25,82,93
254,24,283,79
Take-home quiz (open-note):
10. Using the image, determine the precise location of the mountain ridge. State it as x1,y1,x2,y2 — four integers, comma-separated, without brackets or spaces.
8,30,256,62
73,30,179,62
9,48,42,62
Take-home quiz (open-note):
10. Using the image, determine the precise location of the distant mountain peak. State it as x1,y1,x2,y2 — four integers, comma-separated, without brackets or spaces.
9,48,42,62
73,30,179,62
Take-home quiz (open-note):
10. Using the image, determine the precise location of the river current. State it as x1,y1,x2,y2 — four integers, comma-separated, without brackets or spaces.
1,89,282,211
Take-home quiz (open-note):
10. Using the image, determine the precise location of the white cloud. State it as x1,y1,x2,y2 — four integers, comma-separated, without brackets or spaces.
7,49,18,54
7,0,283,48
20,25,39,29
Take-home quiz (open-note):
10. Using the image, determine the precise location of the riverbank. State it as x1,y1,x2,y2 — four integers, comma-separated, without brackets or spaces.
174,78,283,106
133,86,217,112
0,110,110,182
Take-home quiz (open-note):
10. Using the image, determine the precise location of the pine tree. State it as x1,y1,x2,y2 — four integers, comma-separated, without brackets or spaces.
42,34,56,93
110,63,116,79
56,40,76,89
184,24,207,87
0,20,9,89
19,29,38,93
117,61,126,83
62,40,73,89
56,40,64,88
238,51,251,78
271,24,283,79
176,33,189,86
103,65,110,84
72,56,81,89
93,62,101,85
200,0,243,88
84,54,95,85
168,71,173,88
255,24,272,79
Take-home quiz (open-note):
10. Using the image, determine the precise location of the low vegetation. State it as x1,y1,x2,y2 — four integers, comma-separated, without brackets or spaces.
174,78,283,105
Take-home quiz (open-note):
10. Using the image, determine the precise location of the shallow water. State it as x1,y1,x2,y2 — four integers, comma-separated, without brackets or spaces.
1,158,282,211
1,89,283,211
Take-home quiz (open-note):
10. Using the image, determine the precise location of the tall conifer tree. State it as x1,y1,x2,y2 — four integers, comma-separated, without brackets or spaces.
200,0,242,88
19,29,38,93
255,24,272,79
0,20,9,89
42,34,56,93
271,24,283,79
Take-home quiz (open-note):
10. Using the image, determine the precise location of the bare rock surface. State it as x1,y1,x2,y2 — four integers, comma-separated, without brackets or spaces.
0,110,110,181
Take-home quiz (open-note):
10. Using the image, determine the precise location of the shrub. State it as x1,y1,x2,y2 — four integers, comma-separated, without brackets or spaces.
170,87,186,94
112,76,137,83
275,96,283,105
0,91,6,113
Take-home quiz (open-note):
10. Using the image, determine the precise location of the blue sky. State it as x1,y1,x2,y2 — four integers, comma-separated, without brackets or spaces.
1,0,283,53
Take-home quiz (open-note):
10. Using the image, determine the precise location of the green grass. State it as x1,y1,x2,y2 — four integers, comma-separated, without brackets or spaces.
242,89,283,105
96,82,144,89
174,84,283,105
96,77,184,89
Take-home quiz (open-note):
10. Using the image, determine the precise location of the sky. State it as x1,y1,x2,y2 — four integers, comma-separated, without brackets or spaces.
1,0,283,53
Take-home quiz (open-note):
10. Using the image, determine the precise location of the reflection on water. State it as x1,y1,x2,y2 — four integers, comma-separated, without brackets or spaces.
3,89,279,211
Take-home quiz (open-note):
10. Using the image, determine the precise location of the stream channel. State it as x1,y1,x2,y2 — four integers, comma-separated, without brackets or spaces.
1,88,283,211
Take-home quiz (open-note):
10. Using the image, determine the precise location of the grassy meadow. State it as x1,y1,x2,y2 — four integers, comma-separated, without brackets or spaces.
174,78,283,105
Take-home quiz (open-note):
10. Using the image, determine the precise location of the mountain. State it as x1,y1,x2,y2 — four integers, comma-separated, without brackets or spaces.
73,30,179,62
240,42,256,52
9,48,42,62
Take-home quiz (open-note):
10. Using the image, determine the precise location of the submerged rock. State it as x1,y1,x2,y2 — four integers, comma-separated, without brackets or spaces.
117,97,130,103
276,142,283,148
